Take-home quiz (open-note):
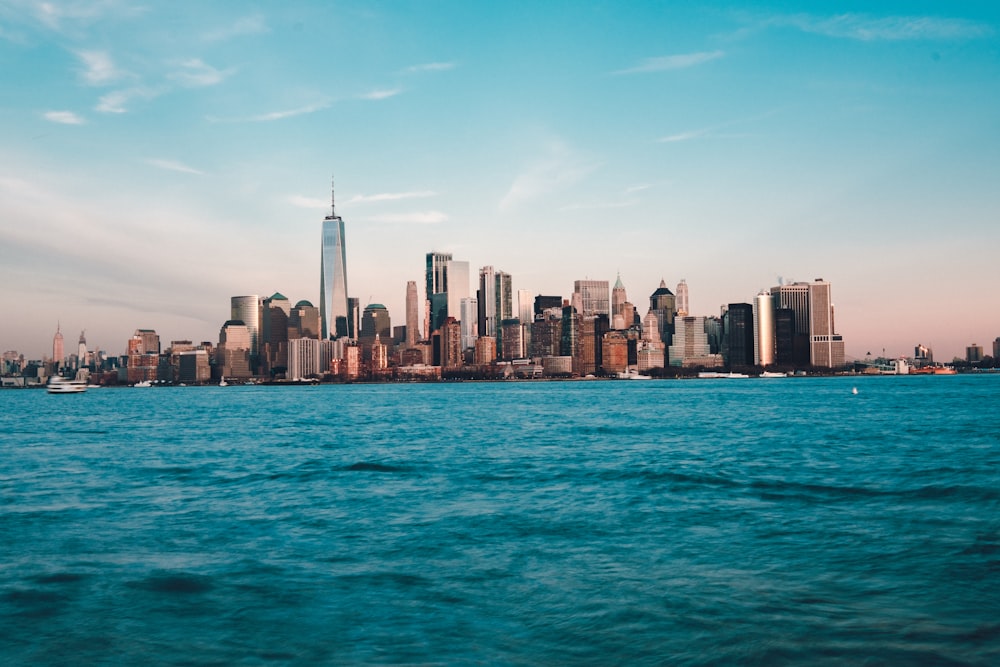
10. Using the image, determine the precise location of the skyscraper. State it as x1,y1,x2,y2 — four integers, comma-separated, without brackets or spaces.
230,296,260,360
446,260,470,331
477,266,496,337
405,281,419,346
611,274,627,319
808,279,845,368
77,331,87,368
649,280,676,346
426,252,451,334
676,279,689,317
754,291,775,367
495,270,513,353
52,324,64,369
320,182,349,340
725,303,755,368
573,279,610,317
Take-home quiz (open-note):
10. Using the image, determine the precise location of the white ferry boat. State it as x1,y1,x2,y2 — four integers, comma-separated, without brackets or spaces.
698,371,750,379
47,376,88,394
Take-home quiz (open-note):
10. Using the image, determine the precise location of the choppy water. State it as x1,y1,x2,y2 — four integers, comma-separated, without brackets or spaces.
2,376,999,665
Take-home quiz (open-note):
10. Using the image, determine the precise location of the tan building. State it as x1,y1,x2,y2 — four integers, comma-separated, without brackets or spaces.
474,336,497,366
601,331,629,375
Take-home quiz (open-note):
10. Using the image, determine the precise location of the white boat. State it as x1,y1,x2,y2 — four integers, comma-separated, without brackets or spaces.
219,377,228,387
133,380,153,388
616,369,653,380
698,371,750,379
760,371,787,378
47,376,87,394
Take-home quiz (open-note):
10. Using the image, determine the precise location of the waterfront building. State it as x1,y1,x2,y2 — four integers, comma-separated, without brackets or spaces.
770,282,811,366
601,331,629,375
440,318,463,368
474,336,496,365
77,331,87,369
217,320,252,379
320,183,349,340
289,300,321,340
808,279,845,368
669,316,715,366
914,343,933,366
360,304,392,359
574,279,610,317
775,309,796,366
405,281,419,346
994,338,1000,360
725,304,755,368
676,279,689,317
966,344,984,364
494,271,513,353
477,266,496,338
499,319,523,360
637,313,665,371
347,297,360,340
560,305,580,372
754,291,776,367
127,329,160,383
649,280,676,346
288,337,321,379
529,315,562,359
177,350,210,384
343,343,360,379
261,292,291,375
230,296,260,361
52,324,64,370
371,334,388,371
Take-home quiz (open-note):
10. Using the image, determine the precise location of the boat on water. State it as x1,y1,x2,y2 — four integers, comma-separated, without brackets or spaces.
616,369,653,380
47,376,88,394
910,366,958,375
219,377,229,387
133,380,153,388
698,371,750,379
760,371,788,378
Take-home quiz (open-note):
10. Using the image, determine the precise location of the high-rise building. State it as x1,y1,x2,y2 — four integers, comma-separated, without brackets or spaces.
755,291,776,367
534,295,562,318
288,337,321,379
649,280,676,346
676,279,689,317
808,279,845,368
477,266,497,337
574,279,610,317
320,183,349,340
966,344,984,363
52,324,64,369
993,338,1000,360
261,292,291,374
289,300,321,339
771,282,811,366
127,329,160,383
495,271,513,353
725,304,755,368
669,316,715,366
230,296,260,361
347,297,360,340
460,297,478,351
77,331,87,369
775,309,796,366
217,320,252,379
405,281,419,346
426,252,451,334
360,304,392,342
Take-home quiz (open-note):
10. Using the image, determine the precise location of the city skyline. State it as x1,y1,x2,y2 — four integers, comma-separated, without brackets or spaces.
2,2,999,360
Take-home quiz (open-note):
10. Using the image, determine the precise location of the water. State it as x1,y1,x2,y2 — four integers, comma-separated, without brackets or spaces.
2,376,999,665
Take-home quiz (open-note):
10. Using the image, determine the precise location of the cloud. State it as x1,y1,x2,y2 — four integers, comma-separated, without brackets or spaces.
401,62,455,74
625,183,651,194
145,158,206,176
657,129,708,143
288,195,330,210
203,14,268,41
76,50,122,85
43,110,85,125
358,88,402,101
209,101,331,122
768,13,993,41
169,59,233,87
346,191,436,204
500,141,600,210
95,86,160,113
366,211,449,224
614,50,725,74
559,199,639,211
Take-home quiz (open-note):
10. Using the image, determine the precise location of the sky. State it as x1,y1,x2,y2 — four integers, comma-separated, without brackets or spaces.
2,1,998,362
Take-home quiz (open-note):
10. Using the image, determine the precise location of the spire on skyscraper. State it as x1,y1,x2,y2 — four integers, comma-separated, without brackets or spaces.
329,175,338,219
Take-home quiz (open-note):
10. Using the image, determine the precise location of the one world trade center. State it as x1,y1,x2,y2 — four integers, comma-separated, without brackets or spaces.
320,181,349,340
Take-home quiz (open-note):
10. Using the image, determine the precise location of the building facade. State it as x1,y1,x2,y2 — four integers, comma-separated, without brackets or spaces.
320,186,349,340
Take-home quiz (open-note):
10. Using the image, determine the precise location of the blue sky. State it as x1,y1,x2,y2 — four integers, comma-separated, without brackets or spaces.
2,1,998,361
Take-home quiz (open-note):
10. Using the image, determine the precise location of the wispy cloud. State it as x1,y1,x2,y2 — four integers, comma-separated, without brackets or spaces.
401,62,455,74
500,140,601,210
657,129,708,143
766,13,993,41
358,88,402,101
614,50,724,75
209,101,331,123
203,13,268,42
145,158,206,176
346,191,436,204
287,195,330,210
559,199,639,212
95,86,160,113
76,49,123,85
367,211,449,224
43,110,85,125
168,59,233,87
625,183,651,194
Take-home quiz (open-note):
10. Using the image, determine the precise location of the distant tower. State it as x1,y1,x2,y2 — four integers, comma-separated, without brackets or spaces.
320,179,349,340
573,279,610,317
446,260,470,331
405,281,419,346
676,279,689,317
477,266,497,338
808,279,845,368
426,251,452,334
754,291,775,367
611,274,627,318
52,323,64,368
77,331,87,368
649,279,676,346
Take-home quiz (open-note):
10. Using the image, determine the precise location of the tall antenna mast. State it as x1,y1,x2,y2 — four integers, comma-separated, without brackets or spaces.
330,174,336,217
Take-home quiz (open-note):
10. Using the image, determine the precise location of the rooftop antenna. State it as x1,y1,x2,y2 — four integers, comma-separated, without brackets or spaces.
330,174,336,218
